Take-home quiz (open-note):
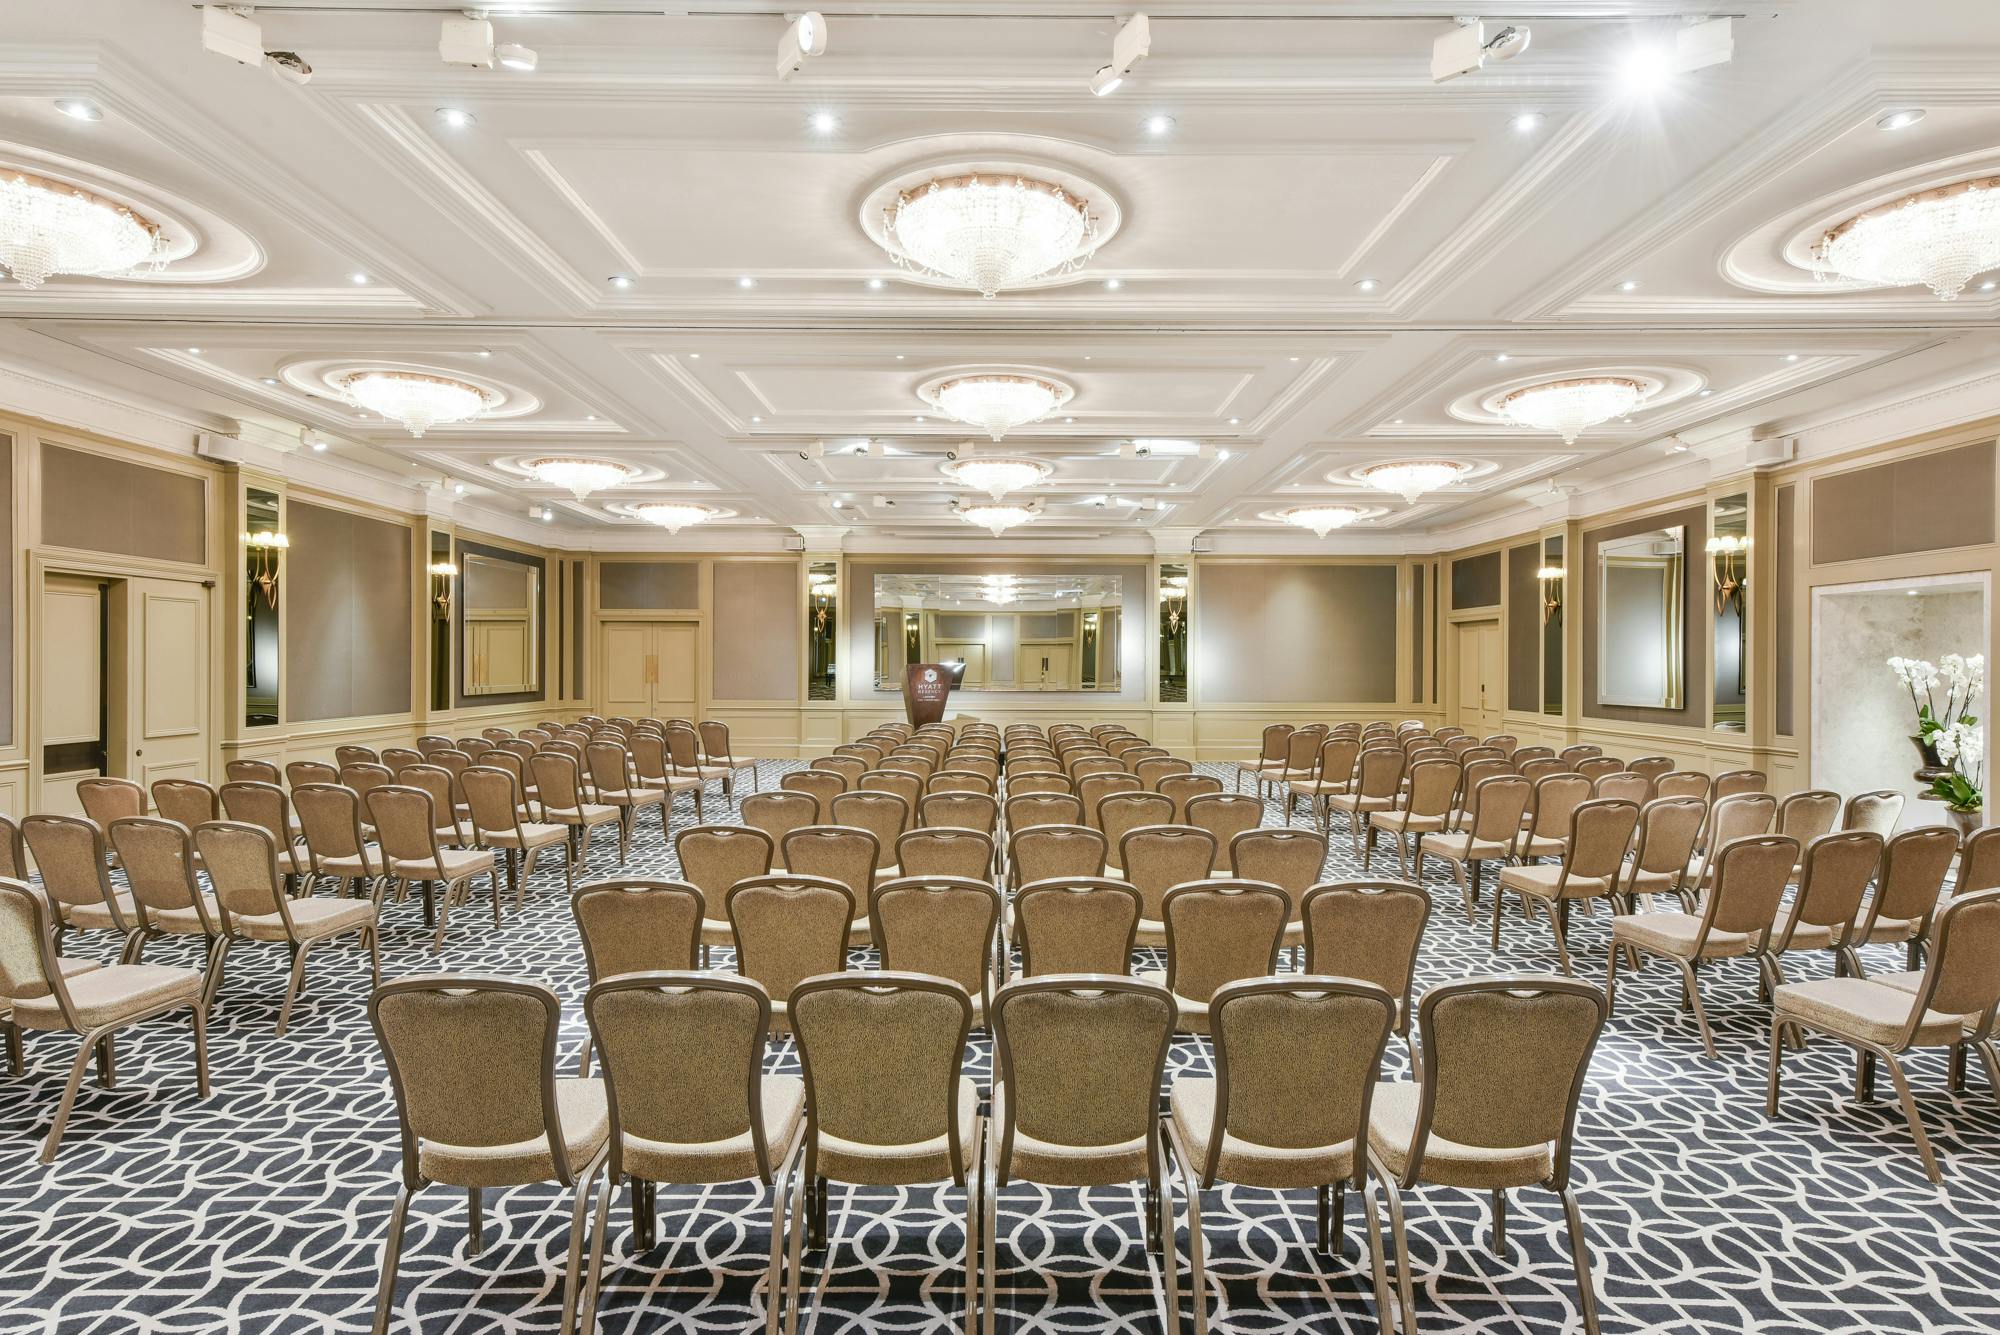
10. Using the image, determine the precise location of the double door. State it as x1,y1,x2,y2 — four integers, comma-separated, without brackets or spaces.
1454,619,1503,739
600,620,699,720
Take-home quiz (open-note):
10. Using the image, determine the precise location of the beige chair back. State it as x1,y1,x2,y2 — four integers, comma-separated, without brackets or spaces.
1157,773,1225,821
398,765,466,845
1013,878,1141,976
1003,793,1082,831
1008,824,1108,887
1184,794,1263,861
226,759,283,785
1135,756,1194,791
151,779,220,829
742,792,821,855
1119,826,1219,922
1229,828,1326,920
1700,835,1799,942
813,755,868,788
920,792,999,839
573,880,702,980
365,785,447,870
1958,825,2000,894
896,828,994,881
0,816,24,881
1573,756,1624,784
78,776,146,830
108,817,213,929
1300,881,1430,1028
860,770,925,813
193,820,292,930
1077,773,1144,830
1162,880,1289,1009
675,826,775,922
1907,890,2000,1032
19,816,121,923
1841,790,1906,838
1006,772,1072,798
1777,831,1884,951
286,760,339,789
1565,799,1641,881
929,770,995,796
1525,775,1592,841
1098,793,1175,868
830,791,909,870
727,874,855,1009
1592,772,1652,804
1866,826,1960,931
780,826,878,907
1712,769,1768,798
334,744,379,768
871,876,1001,1011
1777,790,1842,844
782,769,847,812
219,781,295,852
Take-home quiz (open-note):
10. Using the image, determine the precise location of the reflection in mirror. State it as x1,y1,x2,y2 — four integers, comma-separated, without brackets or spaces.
463,552,541,695
873,573,1123,692
808,562,837,701
1597,524,1685,709
1540,535,1563,715
1160,563,1189,702
1711,494,1748,730
244,486,282,727
430,531,454,711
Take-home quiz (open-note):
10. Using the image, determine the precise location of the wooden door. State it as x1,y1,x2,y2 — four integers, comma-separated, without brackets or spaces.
1455,620,1502,736
652,622,699,721
39,576,104,814
1031,643,1073,689
120,578,211,795
601,622,656,719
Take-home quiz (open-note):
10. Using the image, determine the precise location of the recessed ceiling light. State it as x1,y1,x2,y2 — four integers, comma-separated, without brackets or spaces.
737,276,757,289
1981,280,1998,292
476,349,491,358
309,437,327,452
609,274,633,289
1493,353,1510,362
1697,388,1713,397
1876,108,1926,131
1391,418,1405,424
1620,43,1676,96
1063,416,1075,423
895,354,905,360
1105,278,1122,290
1908,589,1920,596
1617,279,1640,292
1144,114,1174,136
1228,417,1240,425
1511,112,1543,132
349,272,369,284
688,352,700,359
810,110,837,134
261,376,278,385
913,415,926,422
1355,278,1379,293
540,508,555,522
1785,353,1799,361
584,414,598,421
55,98,102,122
867,277,885,290
1217,448,1231,460
1083,355,1092,361
1289,356,1301,362
751,415,763,422
186,347,201,355
435,107,475,129
1669,440,1690,453
452,482,467,494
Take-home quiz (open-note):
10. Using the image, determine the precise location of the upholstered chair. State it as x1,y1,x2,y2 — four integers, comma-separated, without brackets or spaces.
1366,760,1458,877
1007,824,1107,892
897,828,995,882
872,875,1001,1022
1285,737,1360,829
364,785,500,953
105,817,222,989
829,790,909,876
813,754,868,789
1613,796,1708,914
531,752,624,872
675,825,775,964
1183,795,1262,876
22,814,137,956
1417,775,1532,919
1098,793,1175,873
587,742,669,858
218,780,307,892
1001,792,1081,834
1231,723,1295,798
1496,799,1641,973
1121,826,1220,949
463,766,574,902
741,792,820,872
1323,747,1406,849
1146,880,1288,1035
1769,830,1884,984
1009,879,1141,982
226,759,283,785
1516,773,1592,863
151,778,221,832
1301,880,1431,1039
697,720,759,797
779,828,879,947
1850,826,1960,969
570,879,702,1075
1229,826,1327,954
1840,789,1906,839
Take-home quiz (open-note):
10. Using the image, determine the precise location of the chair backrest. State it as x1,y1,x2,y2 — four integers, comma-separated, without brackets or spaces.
1182,794,1262,858
370,975,580,1190
107,816,210,924
881,755,934,783
1591,772,1652,804
1098,792,1175,866
340,763,394,802
741,792,820,853
218,780,294,851
1229,827,1326,919
1703,791,1777,855
193,820,291,927
1013,878,1141,976
292,782,370,864
1456,760,1512,815
1076,773,1145,830
1465,774,1532,843
1405,975,1605,1184
665,726,705,773
1135,756,1194,791
782,769,848,812
1574,756,1624,783
1779,831,1884,946
629,732,670,786
1283,730,1324,772
365,785,445,865
698,721,733,759
1162,879,1289,1006
530,751,588,814
896,828,994,880
1253,724,1294,764
226,759,283,785
928,769,995,796
675,825,775,922
920,791,999,838
859,770,925,812
1156,773,1224,821
791,972,975,1182
1624,756,1674,786
726,874,855,1007
1351,745,1405,798
151,778,219,829
1558,745,1602,768
1711,769,1768,798
586,742,634,798
813,754,868,788
1905,889,2000,1032
871,876,1001,1008
1118,826,1218,921
1068,756,1122,784
1627,796,1708,879
1300,881,1430,1018
1517,756,1567,787
77,776,147,831
415,735,453,753
780,826,878,906
1008,823,1109,886
1700,834,1799,940
464,767,529,841
1195,975,1396,1188
587,971,782,1184
334,745,379,768
1403,760,1460,818
1006,772,1072,798
1870,825,1961,927
829,791,909,870
572,879,703,981
1959,825,2000,895
20,815,118,916
398,765,465,844
1564,799,1640,880
1777,789,1842,844
286,760,339,789
381,747,424,772
1003,793,1083,832
1527,773,1592,837
0,816,23,882
835,742,886,769
989,976,1176,1184
1841,789,1906,838
1313,737,1362,786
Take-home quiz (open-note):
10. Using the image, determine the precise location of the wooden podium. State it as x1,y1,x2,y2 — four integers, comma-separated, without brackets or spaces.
902,661,963,726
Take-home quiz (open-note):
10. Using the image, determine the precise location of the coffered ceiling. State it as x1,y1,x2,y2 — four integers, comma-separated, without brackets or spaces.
4,0,2000,550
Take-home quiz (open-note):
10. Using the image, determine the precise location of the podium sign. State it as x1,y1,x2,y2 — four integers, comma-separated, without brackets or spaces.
902,662,956,726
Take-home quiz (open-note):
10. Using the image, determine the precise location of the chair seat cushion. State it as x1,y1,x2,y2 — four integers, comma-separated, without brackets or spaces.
1608,910,1753,958
1772,976,1964,1047
1136,968,1214,1035
1870,969,1985,1033
622,1074,806,1185
1772,906,1838,950
546,804,621,827
61,892,137,932
1519,835,1568,859
314,849,382,878
148,894,220,934
1419,832,1510,862
0,955,102,1020
419,1077,611,1189
1498,864,1612,900
1366,1081,1553,1190
1168,1078,1352,1189
1370,811,1446,835
484,823,569,851
390,847,496,881
812,1075,978,1187
1858,913,1923,944
11,963,203,1031
233,897,374,943
990,1081,1148,1187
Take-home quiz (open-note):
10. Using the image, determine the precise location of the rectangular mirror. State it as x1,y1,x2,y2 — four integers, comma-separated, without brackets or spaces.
244,486,282,727
1597,524,1685,709
1710,494,1748,731
807,561,837,701
1160,563,1189,702
1540,535,1563,715
872,573,1123,692
463,552,540,695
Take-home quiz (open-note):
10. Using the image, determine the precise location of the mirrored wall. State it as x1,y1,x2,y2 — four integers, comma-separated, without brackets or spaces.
1596,524,1685,709
872,573,1124,692
243,485,282,727
1540,535,1563,715
1160,563,1189,702
463,551,541,695
1710,492,1748,731
807,561,837,700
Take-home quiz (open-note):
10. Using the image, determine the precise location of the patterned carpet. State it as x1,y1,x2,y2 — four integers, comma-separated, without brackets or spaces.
3,760,1999,1335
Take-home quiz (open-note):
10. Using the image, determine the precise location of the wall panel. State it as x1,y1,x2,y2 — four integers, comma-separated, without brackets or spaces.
1506,543,1540,713
600,560,699,610
712,560,800,701
1812,441,1994,565
1197,563,1398,703
1580,504,1708,728
41,445,205,565
1451,551,1501,609
286,500,412,721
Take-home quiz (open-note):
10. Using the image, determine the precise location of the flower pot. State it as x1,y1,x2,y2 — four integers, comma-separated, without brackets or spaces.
1912,736,1952,783
1946,807,1984,842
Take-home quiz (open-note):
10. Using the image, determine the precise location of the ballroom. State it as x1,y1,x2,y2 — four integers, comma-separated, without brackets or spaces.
0,2,1998,1333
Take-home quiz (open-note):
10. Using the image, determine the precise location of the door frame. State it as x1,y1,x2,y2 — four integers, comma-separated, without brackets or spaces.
1446,612,1503,734
595,614,704,718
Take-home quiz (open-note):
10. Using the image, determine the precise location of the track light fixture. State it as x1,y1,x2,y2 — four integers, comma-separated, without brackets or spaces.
777,11,827,81
439,14,496,68
1090,12,1150,97
1430,18,1530,84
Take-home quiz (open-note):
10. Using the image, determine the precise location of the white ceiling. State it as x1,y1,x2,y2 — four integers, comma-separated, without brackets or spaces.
5,0,2000,550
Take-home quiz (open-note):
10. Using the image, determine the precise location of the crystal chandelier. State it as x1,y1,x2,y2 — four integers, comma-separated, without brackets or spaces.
883,174,1095,298
633,502,721,535
957,501,1038,536
924,376,1071,441
1357,459,1473,504
1278,505,1369,539
342,372,494,437
1815,177,2000,301
1499,377,1646,443
522,457,636,501
940,453,1053,499
0,171,164,289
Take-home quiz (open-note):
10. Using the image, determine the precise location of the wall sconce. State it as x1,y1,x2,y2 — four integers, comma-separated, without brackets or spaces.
1706,535,1747,614
1536,564,1564,624
244,530,289,608
429,561,458,619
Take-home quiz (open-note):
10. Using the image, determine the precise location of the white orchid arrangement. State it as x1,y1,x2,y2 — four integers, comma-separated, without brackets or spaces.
1890,652,1985,811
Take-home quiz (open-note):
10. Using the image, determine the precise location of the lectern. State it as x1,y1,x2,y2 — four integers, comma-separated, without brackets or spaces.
902,660,966,726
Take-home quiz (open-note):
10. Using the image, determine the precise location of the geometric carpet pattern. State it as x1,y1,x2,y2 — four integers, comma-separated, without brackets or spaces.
3,761,1999,1334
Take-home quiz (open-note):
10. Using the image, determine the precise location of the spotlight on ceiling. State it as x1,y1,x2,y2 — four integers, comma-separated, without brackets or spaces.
496,43,538,72
777,11,827,81
1431,19,1530,84
435,106,476,130
439,15,497,69
1090,12,1151,97
201,5,265,65
54,98,103,122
